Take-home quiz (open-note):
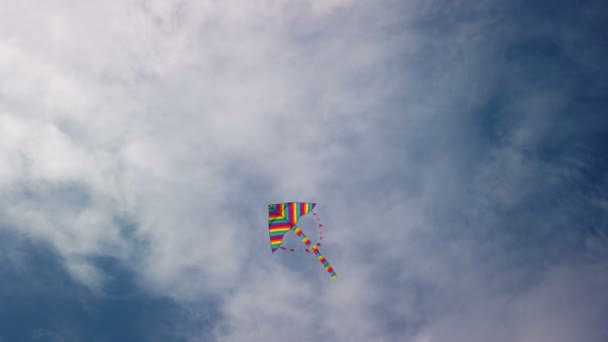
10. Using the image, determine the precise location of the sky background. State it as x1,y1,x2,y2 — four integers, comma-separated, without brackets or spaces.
1,1,608,341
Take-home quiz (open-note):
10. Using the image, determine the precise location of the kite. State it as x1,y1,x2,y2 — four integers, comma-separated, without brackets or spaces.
268,202,337,278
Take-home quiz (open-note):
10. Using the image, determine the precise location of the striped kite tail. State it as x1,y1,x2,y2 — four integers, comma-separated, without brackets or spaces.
293,225,337,279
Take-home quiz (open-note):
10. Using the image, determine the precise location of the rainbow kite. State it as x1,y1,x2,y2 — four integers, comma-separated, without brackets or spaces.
268,202,337,278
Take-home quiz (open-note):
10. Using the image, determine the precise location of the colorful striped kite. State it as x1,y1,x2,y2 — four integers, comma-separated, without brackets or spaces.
268,202,337,278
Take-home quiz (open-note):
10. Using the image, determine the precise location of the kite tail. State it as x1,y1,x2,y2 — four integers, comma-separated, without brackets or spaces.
311,245,337,279
293,226,337,279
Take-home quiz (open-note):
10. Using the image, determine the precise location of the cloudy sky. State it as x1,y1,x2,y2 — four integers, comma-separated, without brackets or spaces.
1,0,608,341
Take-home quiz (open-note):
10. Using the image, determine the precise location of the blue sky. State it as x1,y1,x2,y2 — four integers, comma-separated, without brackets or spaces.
1,1,607,341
